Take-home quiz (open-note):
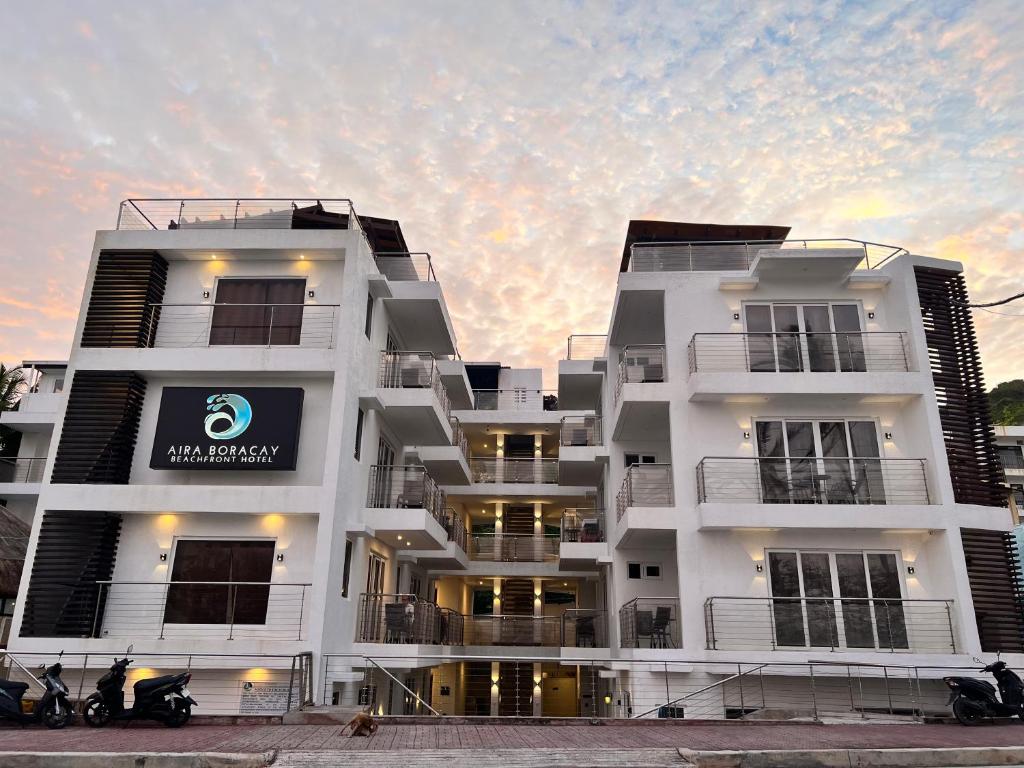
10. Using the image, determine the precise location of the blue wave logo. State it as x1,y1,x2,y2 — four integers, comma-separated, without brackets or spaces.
204,394,253,440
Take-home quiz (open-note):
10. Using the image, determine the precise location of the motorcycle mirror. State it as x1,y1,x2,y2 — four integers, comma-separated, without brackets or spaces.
126,644,134,654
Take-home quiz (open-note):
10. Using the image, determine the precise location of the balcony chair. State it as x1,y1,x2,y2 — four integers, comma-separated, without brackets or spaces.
400,361,432,388
575,616,596,648
651,607,673,648
634,610,653,648
581,519,601,542
397,480,425,509
384,603,413,643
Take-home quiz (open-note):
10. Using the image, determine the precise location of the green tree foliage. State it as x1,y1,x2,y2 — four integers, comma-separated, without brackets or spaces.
989,379,1024,426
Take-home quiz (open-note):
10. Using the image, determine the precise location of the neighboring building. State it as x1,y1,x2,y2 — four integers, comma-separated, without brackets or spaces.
6,201,1021,719
994,425,1024,582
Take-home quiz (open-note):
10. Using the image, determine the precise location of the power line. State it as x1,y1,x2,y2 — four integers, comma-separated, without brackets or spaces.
959,289,1024,308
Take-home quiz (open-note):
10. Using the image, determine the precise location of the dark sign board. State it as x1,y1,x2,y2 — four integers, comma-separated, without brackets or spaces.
150,387,303,470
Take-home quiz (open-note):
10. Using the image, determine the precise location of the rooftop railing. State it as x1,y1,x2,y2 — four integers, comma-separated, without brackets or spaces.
618,597,681,648
365,465,447,523
628,239,908,273
566,334,608,360
616,463,674,520
0,457,46,484
374,252,436,282
614,345,666,404
696,457,930,506
93,581,311,641
560,415,602,447
704,596,956,653
469,457,558,484
116,198,359,232
688,332,910,374
377,351,452,418
472,389,559,411
141,303,339,349
469,533,560,562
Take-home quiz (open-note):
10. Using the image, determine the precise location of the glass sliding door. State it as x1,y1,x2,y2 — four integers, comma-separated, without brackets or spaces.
756,421,790,503
832,304,866,372
802,305,836,372
849,421,885,503
769,550,908,650
745,305,777,372
742,303,866,373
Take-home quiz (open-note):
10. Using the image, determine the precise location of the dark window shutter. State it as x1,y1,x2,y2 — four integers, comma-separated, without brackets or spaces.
80,251,167,348
961,528,1024,652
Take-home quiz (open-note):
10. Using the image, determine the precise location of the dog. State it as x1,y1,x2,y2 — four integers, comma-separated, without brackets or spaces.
342,710,379,737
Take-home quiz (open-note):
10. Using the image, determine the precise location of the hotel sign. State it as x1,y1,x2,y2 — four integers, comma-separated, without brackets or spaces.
150,387,303,470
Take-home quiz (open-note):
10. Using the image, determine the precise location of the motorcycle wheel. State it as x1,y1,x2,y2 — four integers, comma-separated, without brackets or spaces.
41,699,72,730
953,697,984,726
164,700,191,728
83,698,111,728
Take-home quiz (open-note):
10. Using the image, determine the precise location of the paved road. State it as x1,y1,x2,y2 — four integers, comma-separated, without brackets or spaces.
0,722,1023,754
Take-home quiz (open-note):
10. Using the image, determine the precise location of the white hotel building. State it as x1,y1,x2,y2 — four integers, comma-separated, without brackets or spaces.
3,200,1021,719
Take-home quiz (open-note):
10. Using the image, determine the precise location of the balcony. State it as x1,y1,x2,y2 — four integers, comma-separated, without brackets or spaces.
470,533,559,563
355,593,463,645
696,457,932,529
0,457,45,497
375,252,436,282
469,458,558,484
365,465,450,550
465,615,561,647
559,416,606,485
370,351,453,445
703,596,956,653
371,252,458,357
560,609,607,648
94,580,311,641
612,345,669,441
618,597,681,649
411,417,472,485
402,508,470,570
626,239,905,274
560,509,608,570
686,332,919,401
0,392,64,432
141,303,340,349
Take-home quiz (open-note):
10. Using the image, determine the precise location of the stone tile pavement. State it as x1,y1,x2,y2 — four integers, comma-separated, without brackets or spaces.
0,721,1023,754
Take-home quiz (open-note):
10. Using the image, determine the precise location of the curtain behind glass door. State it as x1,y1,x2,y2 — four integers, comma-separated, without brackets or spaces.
835,553,876,647
802,305,837,372
745,305,777,372
756,422,789,503
800,553,838,647
832,305,865,372
819,421,855,504
850,422,885,503
768,552,805,647
773,306,802,371
786,421,817,503
868,553,908,649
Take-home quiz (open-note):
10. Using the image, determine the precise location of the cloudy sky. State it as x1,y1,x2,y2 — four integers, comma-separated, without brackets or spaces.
1,1,1021,387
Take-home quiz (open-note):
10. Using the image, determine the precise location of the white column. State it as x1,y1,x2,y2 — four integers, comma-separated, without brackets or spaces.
532,662,543,716
496,434,505,483
534,433,543,483
492,576,502,644
494,502,504,562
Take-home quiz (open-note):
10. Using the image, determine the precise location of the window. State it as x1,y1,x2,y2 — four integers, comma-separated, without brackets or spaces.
627,562,661,580
999,446,1024,472
341,539,354,598
354,409,365,460
744,303,864,373
209,278,306,345
163,540,275,624
52,378,65,394
364,293,374,339
367,552,386,595
1011,484,1024,508
767,549,907,650
755,419,883,504
624,454,657,468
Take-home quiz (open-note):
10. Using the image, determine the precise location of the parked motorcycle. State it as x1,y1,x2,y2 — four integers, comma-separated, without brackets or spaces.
0,653,73,729
944,657,1024,725
83,648,196,728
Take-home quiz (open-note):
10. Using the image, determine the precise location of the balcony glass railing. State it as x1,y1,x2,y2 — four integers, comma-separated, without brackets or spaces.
687,332,910,374
116,198,359,231
703,596,956,653
0,457,46,484
695,457,930,505
627,239,906,273
469,533,559,562
618,597,680,648
374,252,436,282
566,334,608,360
365,465,447,524
560,416,602,447
469,458,558,484
560,509,605,543
616,464,674,521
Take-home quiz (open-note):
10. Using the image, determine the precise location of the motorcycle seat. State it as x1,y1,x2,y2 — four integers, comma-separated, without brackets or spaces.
133,674,182,693
0,680,29,694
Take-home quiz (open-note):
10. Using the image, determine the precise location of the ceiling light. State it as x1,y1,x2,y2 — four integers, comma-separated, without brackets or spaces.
397,535,403,541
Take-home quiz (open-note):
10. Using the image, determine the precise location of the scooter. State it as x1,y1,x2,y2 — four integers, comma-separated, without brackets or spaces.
83,647,196,728
944,656,1024,725
0,653,73,729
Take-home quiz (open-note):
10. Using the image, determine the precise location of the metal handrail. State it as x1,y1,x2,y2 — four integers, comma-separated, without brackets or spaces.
618,597,681,649
687,331,910,374
365,465,447,522
469,457,559,484
470,533,560,562
559,608,607,648
116,198,356,230
615,344,666,404
560,415,603,446
0,457,47,483
561,509,606,542
374,251,437,282
142,302,339,349
632,664,768,719
616,463,674,520
377,351,452,418
472,389,559,411
567,334,608,360
628,238,908,272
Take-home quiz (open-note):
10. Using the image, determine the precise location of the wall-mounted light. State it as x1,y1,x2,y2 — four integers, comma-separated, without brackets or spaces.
307,290,315,299
743,431,751,440
159,553,168,562
202,290,210,299
733,313,741,321
884,431,894,441
276,553,285,563
604,694,613,705
867,311,875,319
755,563,763,573
906,565,916,575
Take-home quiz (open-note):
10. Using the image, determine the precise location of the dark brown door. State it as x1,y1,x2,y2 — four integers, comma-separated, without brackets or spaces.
210,278,305,345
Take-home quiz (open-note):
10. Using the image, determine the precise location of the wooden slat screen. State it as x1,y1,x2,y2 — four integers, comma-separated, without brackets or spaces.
915,267,1005,507
51,371,147,484
80,250,167,347
961,527,1024,653
20,510,122,638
